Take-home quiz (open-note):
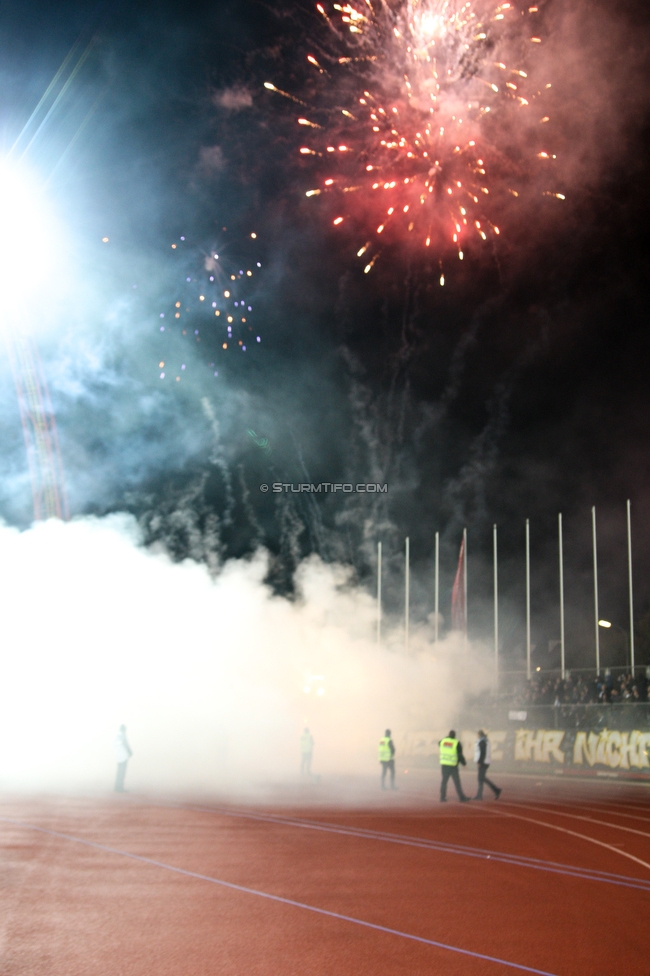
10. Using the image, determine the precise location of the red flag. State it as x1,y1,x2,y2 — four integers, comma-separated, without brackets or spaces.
451,536,466,633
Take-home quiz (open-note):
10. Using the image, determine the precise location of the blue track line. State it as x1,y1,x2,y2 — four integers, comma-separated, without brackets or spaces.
0,815,561,976
185,804,650,893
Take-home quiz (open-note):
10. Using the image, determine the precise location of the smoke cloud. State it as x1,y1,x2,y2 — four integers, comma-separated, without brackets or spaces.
213,85,254,112
0,515,491,794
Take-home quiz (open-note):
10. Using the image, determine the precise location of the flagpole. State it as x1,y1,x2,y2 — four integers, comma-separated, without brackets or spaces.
463,527,468,648
405,536,410,653
592,507,600,676
559,513,565,680
627,499,635,674
525,519,531,681
434,531,439,644
493,523,498,686
377,541,382,649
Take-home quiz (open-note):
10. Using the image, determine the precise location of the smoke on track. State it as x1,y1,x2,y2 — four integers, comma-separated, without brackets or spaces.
0,514,491,794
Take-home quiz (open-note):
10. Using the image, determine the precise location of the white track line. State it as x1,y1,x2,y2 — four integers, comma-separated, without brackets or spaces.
578,799,650,814
485,806,650,872
177,803,650,891
495,773,650,794
532,801,650,825
497,800,650,839
0,816,562,976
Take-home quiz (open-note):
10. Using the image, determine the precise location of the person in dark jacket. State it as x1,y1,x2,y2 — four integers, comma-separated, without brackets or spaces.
473,730,501,800
439,730,470,802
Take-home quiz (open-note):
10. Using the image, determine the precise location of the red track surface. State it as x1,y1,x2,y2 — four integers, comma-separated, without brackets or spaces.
0,773,648,975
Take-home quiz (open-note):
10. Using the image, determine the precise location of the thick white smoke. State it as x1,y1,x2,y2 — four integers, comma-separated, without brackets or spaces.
0,515,491,794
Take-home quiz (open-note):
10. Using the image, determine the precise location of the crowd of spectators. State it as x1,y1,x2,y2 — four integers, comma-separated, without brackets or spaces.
512,670,649,707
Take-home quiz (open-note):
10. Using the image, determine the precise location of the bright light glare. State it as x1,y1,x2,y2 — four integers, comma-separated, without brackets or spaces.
0,160,65,335
598,619,612,628
419,11,444,38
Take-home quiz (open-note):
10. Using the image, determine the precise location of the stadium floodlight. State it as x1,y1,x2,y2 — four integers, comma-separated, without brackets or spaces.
0,158,69,520
0,159,63,334
598,619,612,628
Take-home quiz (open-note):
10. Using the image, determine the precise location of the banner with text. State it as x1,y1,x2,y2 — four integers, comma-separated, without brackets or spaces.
402,728,650,780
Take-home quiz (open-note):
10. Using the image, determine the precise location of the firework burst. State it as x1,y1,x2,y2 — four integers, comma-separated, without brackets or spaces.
265,0,564,276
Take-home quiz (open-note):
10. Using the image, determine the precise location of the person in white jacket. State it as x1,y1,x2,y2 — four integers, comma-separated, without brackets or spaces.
114,724,133,793
300,727,314,777
473,730,501,800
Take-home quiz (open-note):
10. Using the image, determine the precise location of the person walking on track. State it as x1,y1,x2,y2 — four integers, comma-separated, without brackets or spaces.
300,727,314,777
114,724,133,793
473,730,502,800
439,730,470,802
378,729,397,790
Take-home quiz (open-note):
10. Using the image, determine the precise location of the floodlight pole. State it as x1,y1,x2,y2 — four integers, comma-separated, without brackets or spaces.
592,506,600,675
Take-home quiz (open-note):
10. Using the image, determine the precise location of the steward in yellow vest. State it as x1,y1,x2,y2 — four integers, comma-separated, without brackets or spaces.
378,729,397,790
438,730,470,803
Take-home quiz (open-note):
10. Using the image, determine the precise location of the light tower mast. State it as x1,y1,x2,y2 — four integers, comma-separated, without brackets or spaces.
7,333,68,521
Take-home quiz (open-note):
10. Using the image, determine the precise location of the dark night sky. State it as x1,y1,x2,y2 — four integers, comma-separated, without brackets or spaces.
1,0,650,671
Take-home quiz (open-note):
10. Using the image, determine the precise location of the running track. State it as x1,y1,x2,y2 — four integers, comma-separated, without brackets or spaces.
0,773,648,975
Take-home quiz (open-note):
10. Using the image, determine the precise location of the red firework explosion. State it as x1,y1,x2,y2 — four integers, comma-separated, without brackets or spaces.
265,0,565,277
